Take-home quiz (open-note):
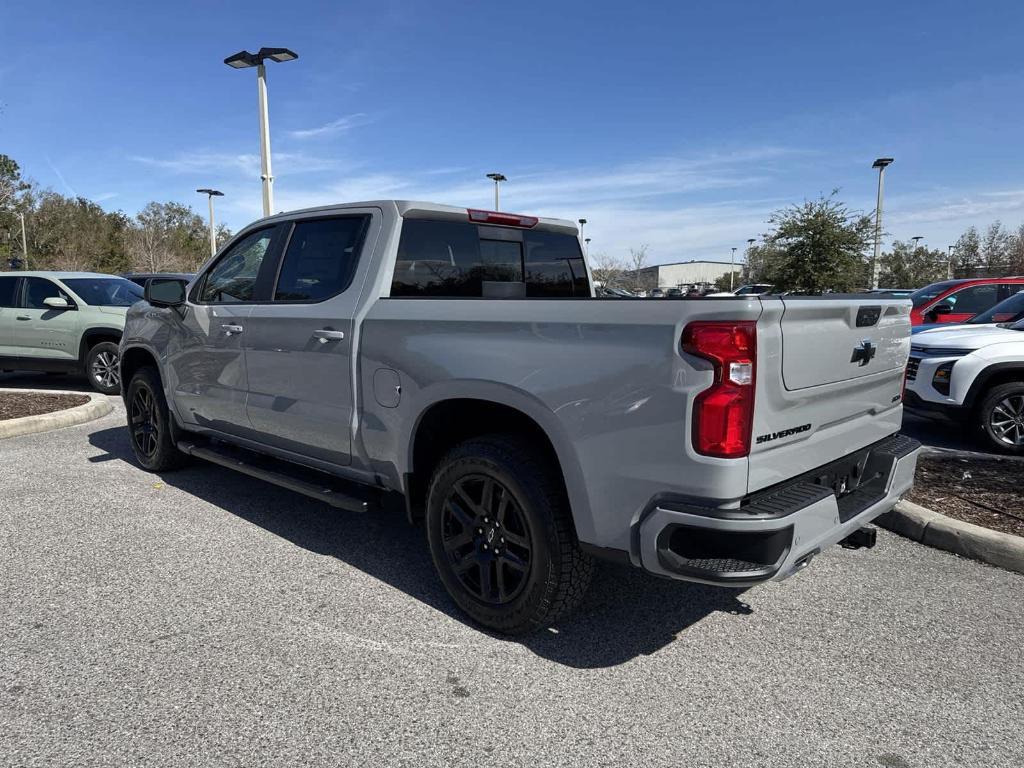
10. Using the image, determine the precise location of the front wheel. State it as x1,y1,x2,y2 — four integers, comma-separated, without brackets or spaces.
85,341,121,395
125,367,188,472
426,435,592,634
977,382,1024,454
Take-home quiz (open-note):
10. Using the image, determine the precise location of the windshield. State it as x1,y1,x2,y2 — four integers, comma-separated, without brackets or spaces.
63,278,144,307
970,290,1024,324
910,280,962,308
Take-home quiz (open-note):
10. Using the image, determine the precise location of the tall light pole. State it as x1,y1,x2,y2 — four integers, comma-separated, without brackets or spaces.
947,245,955,280
746,237,755,280
486,173,506,210
224,47,298,217
730,247,737,290
578,218,587,241
197,189,225,257
584,237,591,256
871,157,894,289
19,212,28,269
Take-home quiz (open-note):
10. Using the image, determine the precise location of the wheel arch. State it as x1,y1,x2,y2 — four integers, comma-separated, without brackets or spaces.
964,362,1024,409
402,385,591,539
78,327,123,365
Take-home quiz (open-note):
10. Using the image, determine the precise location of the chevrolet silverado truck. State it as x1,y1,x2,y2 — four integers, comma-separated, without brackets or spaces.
120,201,921,634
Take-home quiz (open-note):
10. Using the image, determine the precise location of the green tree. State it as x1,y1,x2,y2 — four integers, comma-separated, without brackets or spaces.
27,192,129,272
878,241,949,288
951,227,981,277
758,193,873,292
0,154,31,264
130,201,210,273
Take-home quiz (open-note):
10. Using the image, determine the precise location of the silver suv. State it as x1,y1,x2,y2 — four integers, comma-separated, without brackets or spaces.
0,271,143,394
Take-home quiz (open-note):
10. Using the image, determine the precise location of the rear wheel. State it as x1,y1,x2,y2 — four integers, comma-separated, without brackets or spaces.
126,366,188,472
426,435,592,634
977,382,1024,454
85,341,121,395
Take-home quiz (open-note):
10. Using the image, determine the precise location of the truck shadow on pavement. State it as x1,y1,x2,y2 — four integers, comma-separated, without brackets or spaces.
88,425,753,669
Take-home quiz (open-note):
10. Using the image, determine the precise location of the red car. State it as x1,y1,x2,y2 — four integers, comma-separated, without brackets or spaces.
909,277,1024,325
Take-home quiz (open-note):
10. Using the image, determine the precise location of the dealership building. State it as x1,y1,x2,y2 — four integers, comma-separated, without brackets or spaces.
627,260,742,291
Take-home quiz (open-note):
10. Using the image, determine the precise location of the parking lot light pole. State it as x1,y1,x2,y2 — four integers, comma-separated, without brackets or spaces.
947,245,955,279
730,247,737,290
584,237,591,256
871,157,894,289
486,173,506,210
911,235,923,252
197,189,224,256
745,238,755,280
578,218,587,241
224,48,298,217
19,212,28,268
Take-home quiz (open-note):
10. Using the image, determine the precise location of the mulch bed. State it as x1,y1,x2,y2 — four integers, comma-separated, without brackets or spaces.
0,392,90,421
908,454,1024,538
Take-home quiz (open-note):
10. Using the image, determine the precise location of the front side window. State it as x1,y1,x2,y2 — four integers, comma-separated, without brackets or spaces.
199,228,275,303
274,217,369,302
24,278,69,309
911,280,961,308
0,277,18,307
62,278,143,307
946,284,999,315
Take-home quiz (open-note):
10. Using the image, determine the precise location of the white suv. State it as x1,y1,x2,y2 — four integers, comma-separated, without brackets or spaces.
905,317,1024,453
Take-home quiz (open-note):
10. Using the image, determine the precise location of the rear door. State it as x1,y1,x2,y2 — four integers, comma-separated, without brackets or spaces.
242,211,378,466
747,296,911,492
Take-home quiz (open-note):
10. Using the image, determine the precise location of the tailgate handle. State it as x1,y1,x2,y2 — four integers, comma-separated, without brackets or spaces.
856,306,881,327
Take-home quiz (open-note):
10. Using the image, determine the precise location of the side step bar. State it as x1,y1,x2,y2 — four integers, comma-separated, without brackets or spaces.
177,439,372,513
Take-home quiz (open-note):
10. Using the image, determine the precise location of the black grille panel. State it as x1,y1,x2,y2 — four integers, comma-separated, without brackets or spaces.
906,356,921,381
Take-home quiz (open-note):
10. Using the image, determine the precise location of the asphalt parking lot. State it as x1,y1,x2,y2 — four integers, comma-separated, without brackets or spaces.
1,385,1023,767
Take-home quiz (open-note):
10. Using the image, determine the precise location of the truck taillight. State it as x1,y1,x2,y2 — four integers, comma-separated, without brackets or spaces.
682,321,756,458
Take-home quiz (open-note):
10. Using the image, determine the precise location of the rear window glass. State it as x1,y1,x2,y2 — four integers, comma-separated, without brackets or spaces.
391,219,590,298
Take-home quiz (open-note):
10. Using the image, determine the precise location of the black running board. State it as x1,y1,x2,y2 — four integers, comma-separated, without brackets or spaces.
177,439,372,513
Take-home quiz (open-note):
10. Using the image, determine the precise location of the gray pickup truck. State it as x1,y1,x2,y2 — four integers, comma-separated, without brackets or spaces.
120,200,920,633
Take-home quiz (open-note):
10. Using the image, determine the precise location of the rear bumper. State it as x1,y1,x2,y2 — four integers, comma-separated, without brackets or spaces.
637,434,921,586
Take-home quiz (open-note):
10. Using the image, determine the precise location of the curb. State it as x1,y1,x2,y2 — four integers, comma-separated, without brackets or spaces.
877,500,1024,576
0,391,114,440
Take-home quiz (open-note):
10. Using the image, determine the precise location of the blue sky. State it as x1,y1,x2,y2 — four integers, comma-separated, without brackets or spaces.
3,0,1024,264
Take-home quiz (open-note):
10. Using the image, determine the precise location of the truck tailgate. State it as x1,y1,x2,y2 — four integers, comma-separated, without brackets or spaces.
747,296,912,494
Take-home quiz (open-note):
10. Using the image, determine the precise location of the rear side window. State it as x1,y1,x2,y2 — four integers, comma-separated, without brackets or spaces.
0,277,18,307
275,216,369,302
391,219,590,298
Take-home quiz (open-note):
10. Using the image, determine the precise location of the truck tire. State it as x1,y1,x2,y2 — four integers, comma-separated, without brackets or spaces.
125,366,188,472
977,381,1024,454
85,341,121,395
426,435,593,634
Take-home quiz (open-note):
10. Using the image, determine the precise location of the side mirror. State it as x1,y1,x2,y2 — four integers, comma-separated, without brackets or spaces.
146,278,188,308
43,296,71,310
931,302,953,317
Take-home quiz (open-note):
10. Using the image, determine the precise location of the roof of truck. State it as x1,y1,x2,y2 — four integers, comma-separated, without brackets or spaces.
256,200,579,235
0,271,125,279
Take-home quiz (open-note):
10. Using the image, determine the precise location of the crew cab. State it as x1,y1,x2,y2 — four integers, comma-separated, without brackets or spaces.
0,271,143,393
120,201,920,633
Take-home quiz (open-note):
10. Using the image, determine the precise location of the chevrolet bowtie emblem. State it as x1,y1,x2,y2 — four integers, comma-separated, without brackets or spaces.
850,339,877,366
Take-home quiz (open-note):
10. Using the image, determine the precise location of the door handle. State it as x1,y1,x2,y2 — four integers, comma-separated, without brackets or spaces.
16,315,30,321
221,324,244,335
312,329,345,343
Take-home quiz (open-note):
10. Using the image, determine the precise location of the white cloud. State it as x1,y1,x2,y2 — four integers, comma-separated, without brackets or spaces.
288,113,368,139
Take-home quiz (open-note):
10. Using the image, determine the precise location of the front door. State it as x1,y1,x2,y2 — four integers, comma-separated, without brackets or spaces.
243,213,376,466
167,226,278,435
934,283,1001,324
0,276,21,357
14,277,80,361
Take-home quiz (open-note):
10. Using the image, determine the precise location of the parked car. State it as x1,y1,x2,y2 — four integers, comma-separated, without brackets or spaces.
665,287,684,298
905,320,1024,453
649,287,665,298
120,201,919,633
0,271,143,393
123,272,194,291
705,283,774,297
912,288,1024,333
909,277,1024,326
